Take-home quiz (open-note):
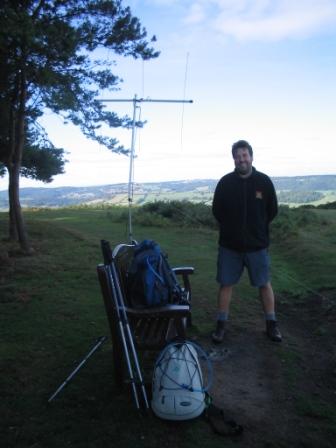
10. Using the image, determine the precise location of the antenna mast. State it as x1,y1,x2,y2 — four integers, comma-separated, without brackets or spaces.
100,95,193,242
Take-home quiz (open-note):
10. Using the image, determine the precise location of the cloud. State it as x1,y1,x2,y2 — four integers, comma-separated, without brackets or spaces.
144,0,179,6
186,0,336,41
184,3,206,25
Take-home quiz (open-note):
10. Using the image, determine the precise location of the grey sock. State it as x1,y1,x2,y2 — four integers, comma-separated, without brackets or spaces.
217,311,229,321
265,312,276,321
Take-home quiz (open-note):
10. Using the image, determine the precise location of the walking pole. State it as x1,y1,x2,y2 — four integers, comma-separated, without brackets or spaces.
48,336,107,403
101,240,149,410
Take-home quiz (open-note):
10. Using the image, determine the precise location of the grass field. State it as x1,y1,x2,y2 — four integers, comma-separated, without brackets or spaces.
1,205,335,447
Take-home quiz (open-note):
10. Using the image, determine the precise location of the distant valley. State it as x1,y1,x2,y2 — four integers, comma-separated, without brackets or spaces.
0,175,336,209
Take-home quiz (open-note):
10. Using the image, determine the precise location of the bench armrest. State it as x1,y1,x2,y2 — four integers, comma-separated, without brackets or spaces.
125,304,190,318
172,266,194,303
172,267,194,276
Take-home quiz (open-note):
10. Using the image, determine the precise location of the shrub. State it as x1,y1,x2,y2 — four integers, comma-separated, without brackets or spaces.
271,205,322,241
142,200,217,229
316,201,336,209
106,206,129,223
133,210,171,227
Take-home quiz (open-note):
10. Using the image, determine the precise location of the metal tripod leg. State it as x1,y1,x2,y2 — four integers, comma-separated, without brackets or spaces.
110,262,149,409
107,265,141,409
101,239,149,410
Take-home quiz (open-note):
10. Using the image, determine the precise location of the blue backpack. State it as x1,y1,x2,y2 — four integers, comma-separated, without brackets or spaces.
127,240,182,308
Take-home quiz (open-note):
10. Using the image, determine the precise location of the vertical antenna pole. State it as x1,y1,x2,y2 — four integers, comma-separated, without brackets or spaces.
128,95,138,242
99,96,193,243
181,52,190,150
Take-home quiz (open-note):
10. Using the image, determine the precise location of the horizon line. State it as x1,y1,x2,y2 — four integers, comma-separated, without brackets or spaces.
1,173,336,193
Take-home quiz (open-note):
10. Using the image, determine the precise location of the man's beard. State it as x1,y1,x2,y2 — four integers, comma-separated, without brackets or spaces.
236,163,252,176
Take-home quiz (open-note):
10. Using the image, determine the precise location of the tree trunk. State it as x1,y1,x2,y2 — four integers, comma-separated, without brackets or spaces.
9,163,33,254
7,66,34,255
8,165,18,241
8,106,18,241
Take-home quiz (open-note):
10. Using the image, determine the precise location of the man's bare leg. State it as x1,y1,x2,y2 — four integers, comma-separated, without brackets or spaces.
259,282,282,342
212,285,233,343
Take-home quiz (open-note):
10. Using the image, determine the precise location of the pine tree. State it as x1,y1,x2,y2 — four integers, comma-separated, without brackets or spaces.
0,0,158,253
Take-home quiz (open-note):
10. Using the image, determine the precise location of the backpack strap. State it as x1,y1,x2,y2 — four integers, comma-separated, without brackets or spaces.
204,403,243,437
146,256,165,284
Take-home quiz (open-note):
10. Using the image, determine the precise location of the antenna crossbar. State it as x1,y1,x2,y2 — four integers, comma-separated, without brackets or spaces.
99,98,193,104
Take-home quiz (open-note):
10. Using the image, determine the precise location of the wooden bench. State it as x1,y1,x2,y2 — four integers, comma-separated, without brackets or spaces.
97,243,194,387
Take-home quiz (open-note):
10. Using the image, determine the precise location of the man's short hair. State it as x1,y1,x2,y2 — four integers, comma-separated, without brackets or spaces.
232,140,253,158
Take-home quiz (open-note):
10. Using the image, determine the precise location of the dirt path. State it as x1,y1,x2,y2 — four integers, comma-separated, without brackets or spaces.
195,291,336,448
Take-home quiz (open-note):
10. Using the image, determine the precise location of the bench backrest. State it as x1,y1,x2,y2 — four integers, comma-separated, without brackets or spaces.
111,244,136,307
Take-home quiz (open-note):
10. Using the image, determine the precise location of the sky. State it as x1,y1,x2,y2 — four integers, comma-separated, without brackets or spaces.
1,0,336,190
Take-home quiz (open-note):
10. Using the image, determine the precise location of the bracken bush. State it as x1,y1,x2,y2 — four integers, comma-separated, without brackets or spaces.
141,201,217,229
271,205,322,240
105,201,325,237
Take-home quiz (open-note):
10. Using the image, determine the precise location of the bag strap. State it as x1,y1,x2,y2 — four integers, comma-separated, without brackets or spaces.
146,256,165,284
155,341,213,393
204,402,244,437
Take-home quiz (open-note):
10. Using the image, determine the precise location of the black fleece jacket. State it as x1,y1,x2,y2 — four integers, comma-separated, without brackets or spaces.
212,167,278,252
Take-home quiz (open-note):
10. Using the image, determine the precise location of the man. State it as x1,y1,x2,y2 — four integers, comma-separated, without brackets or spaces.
212,140,282,343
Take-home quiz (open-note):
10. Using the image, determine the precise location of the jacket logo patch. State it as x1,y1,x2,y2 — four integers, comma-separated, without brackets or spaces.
256,190,263,199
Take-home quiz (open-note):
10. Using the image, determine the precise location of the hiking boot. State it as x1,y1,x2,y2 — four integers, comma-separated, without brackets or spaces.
212,320,226,344
266,320,282,342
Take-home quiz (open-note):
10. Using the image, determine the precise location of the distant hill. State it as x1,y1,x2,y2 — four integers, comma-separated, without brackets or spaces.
272,175,336,191
0,175,336,209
